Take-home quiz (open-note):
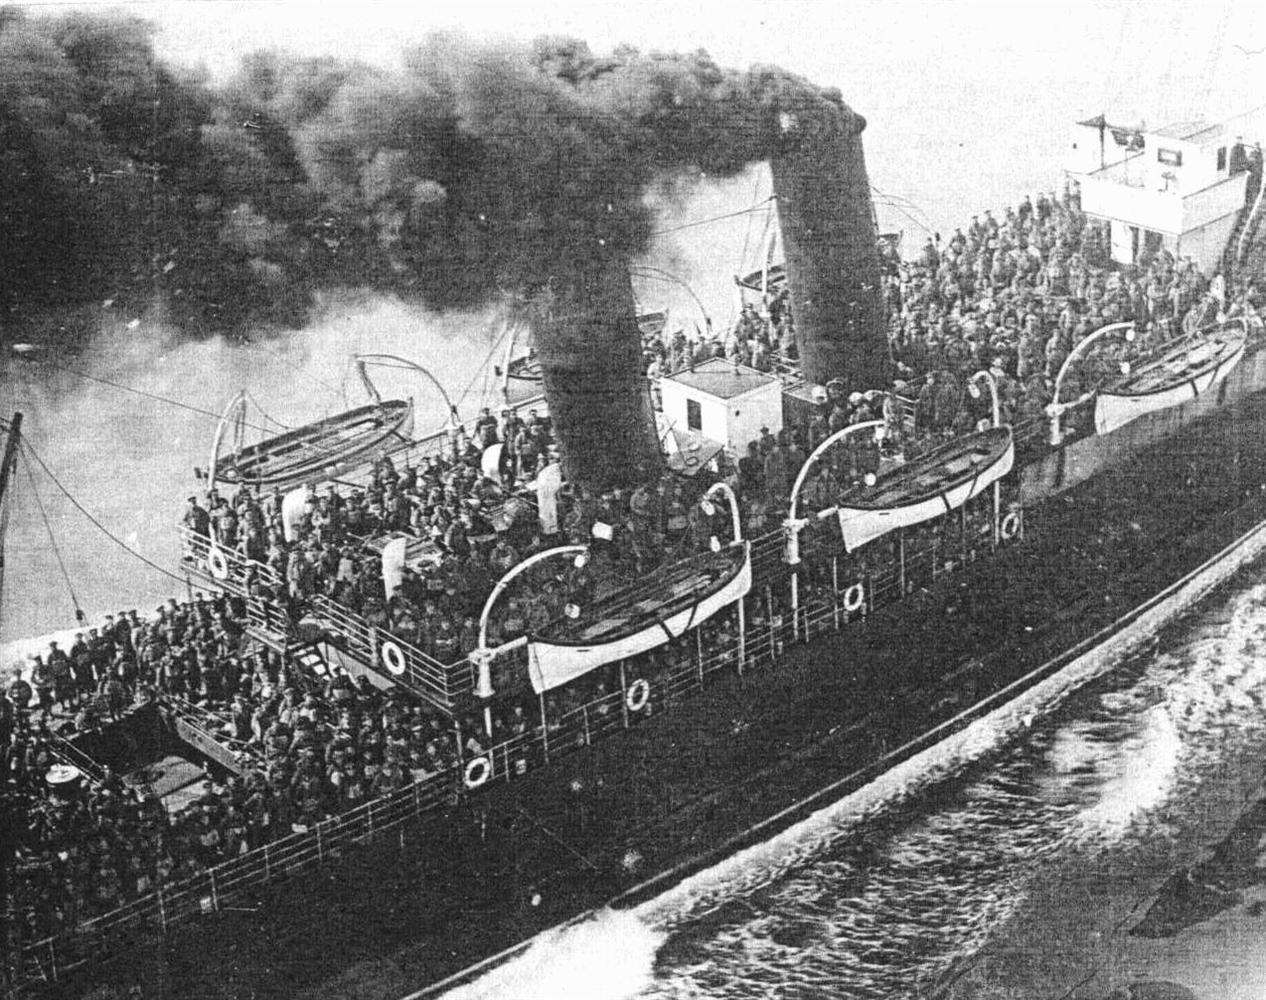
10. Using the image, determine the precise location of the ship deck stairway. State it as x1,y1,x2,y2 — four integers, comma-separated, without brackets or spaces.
46,730,109,785
243,597,334,692
288,641,330,680
1229,154,1266,280
164,696,257,775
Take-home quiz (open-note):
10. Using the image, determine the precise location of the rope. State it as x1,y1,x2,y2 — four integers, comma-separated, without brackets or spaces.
19,447,85,623
20,438,191,587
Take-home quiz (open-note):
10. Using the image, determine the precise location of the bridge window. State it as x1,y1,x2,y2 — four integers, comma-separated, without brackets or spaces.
686,398,702,432
1217,146,1227,171
1157,147,1183,167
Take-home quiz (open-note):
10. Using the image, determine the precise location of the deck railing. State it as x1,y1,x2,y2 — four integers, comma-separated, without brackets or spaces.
180,528,281,595
5,481,1038,995
307,595,472,710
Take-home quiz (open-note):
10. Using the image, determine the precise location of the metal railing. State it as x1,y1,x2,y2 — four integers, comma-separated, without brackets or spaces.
244,592,290,640
180,528,281,595
8,492,1026,994
308,595,471,711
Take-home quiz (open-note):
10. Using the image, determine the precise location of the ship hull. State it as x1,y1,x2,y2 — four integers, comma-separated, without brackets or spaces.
44,361,1266,1000
1023,332,1266,499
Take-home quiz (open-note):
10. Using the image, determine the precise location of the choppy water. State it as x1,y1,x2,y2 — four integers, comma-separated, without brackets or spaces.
442,574,1266,1000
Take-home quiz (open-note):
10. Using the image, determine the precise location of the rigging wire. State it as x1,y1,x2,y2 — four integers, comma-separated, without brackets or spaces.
20,438,191,587
24,357,283,438
19,446,86,624
874,199,934,237
871,184,935,223
1102,3,1133,113
648,197,776,238
454,321,518,412
244,340,347,402
737,172,766,271
244,390,292,431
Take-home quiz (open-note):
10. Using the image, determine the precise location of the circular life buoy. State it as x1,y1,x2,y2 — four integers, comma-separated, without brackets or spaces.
207,546,229,581
463,755,491,789
625,678,651,713
1000,510,1021,541
380,640,407,676
843,582,866,613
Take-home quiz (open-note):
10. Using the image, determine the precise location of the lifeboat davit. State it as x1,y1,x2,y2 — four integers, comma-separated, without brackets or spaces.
835,426,1014,552
526,542,751,693
1094,321,1248,436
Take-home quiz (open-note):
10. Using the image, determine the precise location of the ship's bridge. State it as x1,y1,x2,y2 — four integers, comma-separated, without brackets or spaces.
1067,115,1256,273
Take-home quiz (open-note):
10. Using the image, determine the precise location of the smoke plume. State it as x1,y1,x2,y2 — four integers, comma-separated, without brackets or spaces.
0,13,858,338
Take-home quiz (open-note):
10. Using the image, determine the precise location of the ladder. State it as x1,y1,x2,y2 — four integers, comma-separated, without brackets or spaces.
287,641,329,680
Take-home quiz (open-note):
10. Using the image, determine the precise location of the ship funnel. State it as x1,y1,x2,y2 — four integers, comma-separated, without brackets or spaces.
532,257,663,492
771,102,888,390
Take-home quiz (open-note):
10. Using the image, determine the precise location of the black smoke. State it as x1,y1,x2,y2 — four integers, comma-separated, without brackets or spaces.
0,11,852,340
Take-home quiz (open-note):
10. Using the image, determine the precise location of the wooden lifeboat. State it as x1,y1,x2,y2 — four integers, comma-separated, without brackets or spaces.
215,400,414,490
735,263,787,295
1094,322,1248,436
526,542,751,693
835,426,1014,552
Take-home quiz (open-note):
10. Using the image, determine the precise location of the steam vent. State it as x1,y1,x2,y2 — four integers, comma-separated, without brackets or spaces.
771,100,888,390
533,257,663,491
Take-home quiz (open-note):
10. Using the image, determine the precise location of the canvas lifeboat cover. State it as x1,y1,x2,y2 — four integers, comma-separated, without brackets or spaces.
836,426,1014,552
1094,324,1247,436
526,543,751,693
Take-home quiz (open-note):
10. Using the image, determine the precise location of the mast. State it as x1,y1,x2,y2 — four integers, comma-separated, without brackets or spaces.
0,411,22,610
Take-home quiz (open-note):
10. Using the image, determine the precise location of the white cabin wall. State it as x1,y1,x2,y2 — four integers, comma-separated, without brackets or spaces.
727,382,785,452
1178,211,1240,273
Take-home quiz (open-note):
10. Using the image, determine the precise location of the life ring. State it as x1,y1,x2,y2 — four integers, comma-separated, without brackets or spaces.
843,582,866,613
380,640,407,676
207,546,229,581
463,755,491,789
1000,510,1021,541
625,678,650,713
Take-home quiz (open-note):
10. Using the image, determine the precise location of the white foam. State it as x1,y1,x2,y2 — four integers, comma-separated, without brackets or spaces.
438,908,665,1000
1073,705,1181,838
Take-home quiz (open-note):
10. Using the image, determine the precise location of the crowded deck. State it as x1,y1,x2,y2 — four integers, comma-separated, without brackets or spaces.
6,182,1265,992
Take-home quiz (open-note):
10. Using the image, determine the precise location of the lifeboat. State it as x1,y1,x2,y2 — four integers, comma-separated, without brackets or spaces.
637,310,669,339
735,262,787,295
503,311,668,388
213,400,414,490
1094,321,1248,436
835,426,1014,552
526,542,751,693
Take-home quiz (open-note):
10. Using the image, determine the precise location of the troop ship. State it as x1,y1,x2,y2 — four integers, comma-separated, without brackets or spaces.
7,105,1266,1000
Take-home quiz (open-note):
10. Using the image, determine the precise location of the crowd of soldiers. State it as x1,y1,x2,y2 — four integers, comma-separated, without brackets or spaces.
1,591,490,945
8,184,1262,962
